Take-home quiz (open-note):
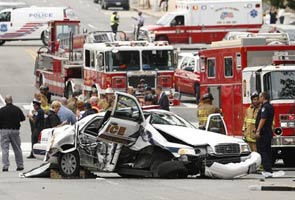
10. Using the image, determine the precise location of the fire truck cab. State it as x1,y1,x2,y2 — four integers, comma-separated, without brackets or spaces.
198,33,295,166
139,0,262,44
82,41,177,99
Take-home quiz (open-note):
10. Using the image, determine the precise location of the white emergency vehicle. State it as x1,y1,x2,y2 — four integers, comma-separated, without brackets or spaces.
0,6,77,45
0,2,27,11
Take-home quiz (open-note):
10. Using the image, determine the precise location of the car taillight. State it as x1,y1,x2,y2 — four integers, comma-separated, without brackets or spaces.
37,132,42,143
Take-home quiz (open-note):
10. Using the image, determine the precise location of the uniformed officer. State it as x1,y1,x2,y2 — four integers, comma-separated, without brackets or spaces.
110,11,119,38
242,91,260,151
197,93,221,128
255,92,274,173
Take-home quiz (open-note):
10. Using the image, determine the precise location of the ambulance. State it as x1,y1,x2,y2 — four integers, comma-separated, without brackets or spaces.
138,0,262,44
0,6,77,45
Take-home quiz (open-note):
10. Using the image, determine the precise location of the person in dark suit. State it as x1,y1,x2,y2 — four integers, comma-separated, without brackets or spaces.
156,86,170,111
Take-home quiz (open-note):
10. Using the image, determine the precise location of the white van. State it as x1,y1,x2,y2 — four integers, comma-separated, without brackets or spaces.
0,7,77,45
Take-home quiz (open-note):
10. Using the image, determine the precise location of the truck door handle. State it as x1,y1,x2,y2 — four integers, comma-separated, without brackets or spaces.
10,23,13,27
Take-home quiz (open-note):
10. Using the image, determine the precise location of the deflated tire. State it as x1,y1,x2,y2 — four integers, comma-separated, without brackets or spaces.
158,161,188,179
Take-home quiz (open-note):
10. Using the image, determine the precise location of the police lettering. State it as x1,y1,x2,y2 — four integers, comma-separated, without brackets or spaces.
105,124,126,136
29,13,53,18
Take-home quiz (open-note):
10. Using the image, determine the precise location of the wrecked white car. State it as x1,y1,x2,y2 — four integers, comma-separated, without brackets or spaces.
31,92,260,179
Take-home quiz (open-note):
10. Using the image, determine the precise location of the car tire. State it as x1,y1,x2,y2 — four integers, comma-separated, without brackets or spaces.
41,31,48,46
157,161,188,179
150,150,173,177
58,151,80,178
0,40,5,46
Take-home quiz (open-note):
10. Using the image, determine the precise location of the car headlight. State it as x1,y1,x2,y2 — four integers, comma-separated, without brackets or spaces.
206,146,214,154
240,144,251,153
178,148,195,155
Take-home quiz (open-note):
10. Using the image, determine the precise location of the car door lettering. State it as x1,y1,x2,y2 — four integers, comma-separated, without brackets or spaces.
105,124,126,136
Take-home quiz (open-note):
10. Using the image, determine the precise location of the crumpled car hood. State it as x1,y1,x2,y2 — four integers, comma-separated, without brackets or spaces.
152,124,243,146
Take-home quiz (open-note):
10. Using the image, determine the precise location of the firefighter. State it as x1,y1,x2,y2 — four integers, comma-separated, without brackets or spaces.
242,91,260,152
110,11,119,39
197,93,221,128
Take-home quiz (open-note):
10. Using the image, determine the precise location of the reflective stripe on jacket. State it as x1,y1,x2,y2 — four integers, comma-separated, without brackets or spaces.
242,105,259,143
197,103,221,127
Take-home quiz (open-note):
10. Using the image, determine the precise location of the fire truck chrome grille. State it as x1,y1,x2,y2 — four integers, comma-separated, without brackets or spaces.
128,76,155,88
214,144,240,156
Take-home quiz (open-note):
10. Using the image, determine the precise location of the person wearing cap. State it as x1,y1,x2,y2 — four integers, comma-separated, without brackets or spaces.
110,11,119,38
196,93,221,128
242,91,260,152
27,99,45,159
0,95,26,171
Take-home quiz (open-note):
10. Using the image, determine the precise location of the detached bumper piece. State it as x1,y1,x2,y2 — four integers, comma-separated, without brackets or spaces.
204,152,261,179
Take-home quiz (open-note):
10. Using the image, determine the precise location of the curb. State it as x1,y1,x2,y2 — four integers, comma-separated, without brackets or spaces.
131,6,163,18
249,185,295,191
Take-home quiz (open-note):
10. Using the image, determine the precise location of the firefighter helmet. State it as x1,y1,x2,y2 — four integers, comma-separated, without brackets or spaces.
202,93,214,101
251,91,259,99
105,88,114,94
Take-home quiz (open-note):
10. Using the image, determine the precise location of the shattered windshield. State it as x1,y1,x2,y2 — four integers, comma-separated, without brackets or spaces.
150,112,195,128
264,71,295,100
142,50,174,70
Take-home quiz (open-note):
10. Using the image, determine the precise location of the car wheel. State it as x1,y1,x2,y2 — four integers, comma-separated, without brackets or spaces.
0,40,5,46
58,151,80,178
158,161,188,179
41,31,48,46
150,150,173,177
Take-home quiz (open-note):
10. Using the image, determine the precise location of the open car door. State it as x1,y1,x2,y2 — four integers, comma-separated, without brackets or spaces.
205,113,228,135
97,92,145,146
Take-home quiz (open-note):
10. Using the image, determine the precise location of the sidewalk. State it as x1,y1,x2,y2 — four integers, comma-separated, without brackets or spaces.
130,0,176,18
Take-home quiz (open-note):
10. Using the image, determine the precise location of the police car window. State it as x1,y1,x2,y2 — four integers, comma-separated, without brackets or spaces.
150,112,194,128
207,115,226,135
0,11,11,22
142,50,173,70
85,118,103,136
207,58,216,78
224,57,233,77
114,95,141,121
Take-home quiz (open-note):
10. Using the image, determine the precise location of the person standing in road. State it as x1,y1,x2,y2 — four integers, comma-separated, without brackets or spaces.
242,91,260,152
132,12,144,40
0,95,25,171
110,11,119,39
27,99,44,159
197,93,221,129
255,92,274,173
156,86,170,111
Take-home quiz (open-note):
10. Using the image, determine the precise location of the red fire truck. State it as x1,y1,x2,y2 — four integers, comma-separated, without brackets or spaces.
35,20,178,103
197,34,295,166
139,0,262,44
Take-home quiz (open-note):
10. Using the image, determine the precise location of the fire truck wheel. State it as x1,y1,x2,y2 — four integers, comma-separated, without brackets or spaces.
158,161,188,179
283,156,295,167
41,32,48,46
58,151,80,178
0,40,5,46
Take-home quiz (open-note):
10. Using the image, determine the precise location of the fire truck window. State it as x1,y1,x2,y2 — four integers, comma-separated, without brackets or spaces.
224,57,233,77
56,25,78,40
142,50,174,70
106,51,140,71
90,51,95,68
264,71,295,100
0,11,11,22
85,50,91,68
171,16,184,26
207,58,216,78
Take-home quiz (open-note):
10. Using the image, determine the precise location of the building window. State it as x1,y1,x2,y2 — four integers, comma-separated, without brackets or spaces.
224,57,233,77
207,58,216,78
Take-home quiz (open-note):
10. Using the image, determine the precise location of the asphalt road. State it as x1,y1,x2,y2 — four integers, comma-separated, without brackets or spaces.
0,1,294,199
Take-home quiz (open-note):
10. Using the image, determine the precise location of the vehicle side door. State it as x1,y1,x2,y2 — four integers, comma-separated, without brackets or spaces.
175,56,190,93
167,15,188,43
184,57,200,95
205,113,228,135
97,92,145,146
